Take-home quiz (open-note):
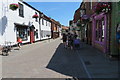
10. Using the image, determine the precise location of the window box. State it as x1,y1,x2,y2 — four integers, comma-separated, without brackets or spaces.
93,2,111,14
32,14,39,18
9,3,19,11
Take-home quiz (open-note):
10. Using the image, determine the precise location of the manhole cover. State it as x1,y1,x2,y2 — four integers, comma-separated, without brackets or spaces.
84,61,91,65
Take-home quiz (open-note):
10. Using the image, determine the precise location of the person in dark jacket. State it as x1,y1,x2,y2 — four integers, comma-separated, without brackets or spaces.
62,33,67,48
67,33,74,50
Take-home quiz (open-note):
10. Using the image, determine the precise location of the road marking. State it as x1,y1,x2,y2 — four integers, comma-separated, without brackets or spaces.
76,50,92,79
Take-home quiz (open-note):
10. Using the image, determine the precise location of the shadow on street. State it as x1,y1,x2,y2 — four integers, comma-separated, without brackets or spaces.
46,43,87,78
46,41,119,78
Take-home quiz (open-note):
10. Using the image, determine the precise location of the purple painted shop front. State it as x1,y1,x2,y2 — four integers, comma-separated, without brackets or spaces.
92,13,107,53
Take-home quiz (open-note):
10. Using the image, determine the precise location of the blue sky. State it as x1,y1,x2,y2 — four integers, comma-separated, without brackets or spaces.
27,2,81,26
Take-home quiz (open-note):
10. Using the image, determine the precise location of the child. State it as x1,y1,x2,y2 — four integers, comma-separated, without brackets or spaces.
17,37,22,48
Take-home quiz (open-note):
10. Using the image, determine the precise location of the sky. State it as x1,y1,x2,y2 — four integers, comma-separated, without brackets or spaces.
27,2,81,26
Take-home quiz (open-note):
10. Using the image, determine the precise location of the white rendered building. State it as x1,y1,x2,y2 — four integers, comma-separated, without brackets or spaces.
0,0,41,46
40,15,51,40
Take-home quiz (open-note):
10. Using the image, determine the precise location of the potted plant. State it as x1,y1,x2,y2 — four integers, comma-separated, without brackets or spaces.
93,2,111,14
32,14,39,18
9,3,19,11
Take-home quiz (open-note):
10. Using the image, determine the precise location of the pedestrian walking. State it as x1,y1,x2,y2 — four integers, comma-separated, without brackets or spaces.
62,33,67,48
67,33,74,50
17,37,22,48
74,32,78,39
73,37,80,49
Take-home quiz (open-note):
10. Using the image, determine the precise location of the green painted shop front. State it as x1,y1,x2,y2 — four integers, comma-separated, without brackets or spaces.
110,2,120,56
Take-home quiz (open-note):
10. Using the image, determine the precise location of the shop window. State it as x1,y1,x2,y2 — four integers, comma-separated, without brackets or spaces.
95,18,105,42
28,30,30,36
36,29,39,39
101,18,105,42
46,21,47,26
19,3,24,17
34,31,36,36
90,2,92,10
17,28,28,41
42,19,44,25
41,30,43,38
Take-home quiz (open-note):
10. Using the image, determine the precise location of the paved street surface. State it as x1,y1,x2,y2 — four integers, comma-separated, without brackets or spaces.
1,38,119,79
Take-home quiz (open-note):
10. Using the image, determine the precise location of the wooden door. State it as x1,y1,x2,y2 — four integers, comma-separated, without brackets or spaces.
30,30,35,43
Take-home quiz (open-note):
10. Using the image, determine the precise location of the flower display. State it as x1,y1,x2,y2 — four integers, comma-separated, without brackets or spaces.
9,3,19,10
93,2,111,14
77,23,82,27
32,14,39,18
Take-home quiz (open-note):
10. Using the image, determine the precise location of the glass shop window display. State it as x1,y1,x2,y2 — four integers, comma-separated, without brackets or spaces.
17,28,28,41
35,29,39,39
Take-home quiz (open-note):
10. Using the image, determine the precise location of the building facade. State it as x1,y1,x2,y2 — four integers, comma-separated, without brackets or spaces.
0,0,60,46
0,0,41,45
110,2,120,56
73,1,120,57
40,15,51,40
51,19,60,39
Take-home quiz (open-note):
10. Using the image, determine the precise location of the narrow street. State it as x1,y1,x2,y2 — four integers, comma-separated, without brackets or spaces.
1,38,119,78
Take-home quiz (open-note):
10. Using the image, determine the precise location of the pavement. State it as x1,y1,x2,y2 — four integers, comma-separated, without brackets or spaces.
0,37,119,79
1,38,71,79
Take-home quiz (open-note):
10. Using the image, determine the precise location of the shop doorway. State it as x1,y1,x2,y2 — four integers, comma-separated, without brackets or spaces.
30,25,35,43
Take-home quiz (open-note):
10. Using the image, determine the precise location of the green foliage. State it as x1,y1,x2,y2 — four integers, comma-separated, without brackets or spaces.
9,4,19,11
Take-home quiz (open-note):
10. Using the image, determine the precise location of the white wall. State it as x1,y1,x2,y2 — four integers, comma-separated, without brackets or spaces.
40,18,51,40
0,1,2,44
0,0,10,45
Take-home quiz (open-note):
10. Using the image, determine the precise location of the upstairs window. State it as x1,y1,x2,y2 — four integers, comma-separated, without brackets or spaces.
42,19,44,25
46,21,47,26
19,3,24,17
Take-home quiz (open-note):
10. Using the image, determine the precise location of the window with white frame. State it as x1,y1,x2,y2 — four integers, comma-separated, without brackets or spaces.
95,18,105,42
46,21,47,26
42,19,44,25
19,3,24,17
91,2,92,9
17,28,28,41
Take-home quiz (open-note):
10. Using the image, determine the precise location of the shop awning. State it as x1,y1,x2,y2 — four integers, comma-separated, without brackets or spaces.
14,23,29,27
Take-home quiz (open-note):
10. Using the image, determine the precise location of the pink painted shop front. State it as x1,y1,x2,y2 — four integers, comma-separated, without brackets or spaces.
92,13,107,53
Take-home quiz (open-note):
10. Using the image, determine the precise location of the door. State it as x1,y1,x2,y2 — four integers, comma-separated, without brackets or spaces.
30,29,35,43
